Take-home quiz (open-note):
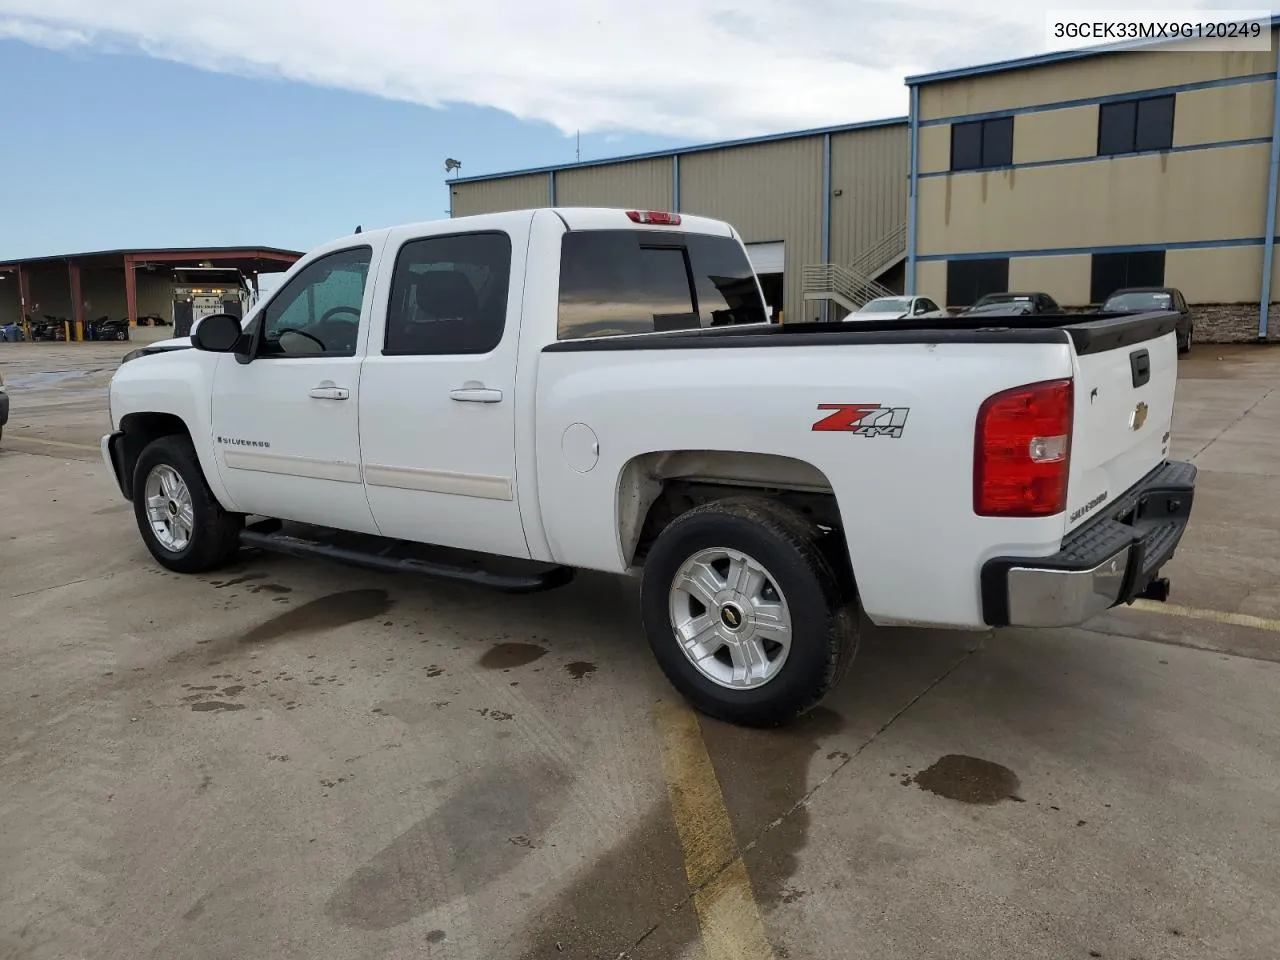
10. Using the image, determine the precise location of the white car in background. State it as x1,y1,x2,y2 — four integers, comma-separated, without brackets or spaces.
846,295,947,321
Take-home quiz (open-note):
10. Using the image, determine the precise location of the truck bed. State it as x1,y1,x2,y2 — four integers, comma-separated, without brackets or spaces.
542,311,1180,355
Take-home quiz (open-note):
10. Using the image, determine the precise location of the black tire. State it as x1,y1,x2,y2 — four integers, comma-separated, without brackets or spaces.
132,435,243,573
640,496,859,728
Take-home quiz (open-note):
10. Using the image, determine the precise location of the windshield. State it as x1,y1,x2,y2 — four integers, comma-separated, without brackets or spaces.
858,298,911,313
1104,291,1172,311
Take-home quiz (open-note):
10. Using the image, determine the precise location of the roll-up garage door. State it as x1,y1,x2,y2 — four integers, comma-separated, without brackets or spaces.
744,241,784,275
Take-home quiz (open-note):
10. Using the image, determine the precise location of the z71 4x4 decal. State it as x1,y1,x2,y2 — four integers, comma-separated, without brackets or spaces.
811,404,910,438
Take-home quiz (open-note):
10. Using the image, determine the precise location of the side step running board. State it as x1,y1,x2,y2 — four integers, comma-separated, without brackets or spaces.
238,524,575,594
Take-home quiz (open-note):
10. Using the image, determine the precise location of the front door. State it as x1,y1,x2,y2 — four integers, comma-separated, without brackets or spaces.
358,223,531,559
209,243,383,535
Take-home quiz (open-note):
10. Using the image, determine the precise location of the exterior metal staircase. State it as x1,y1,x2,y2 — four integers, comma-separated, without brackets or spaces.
803,223,907,315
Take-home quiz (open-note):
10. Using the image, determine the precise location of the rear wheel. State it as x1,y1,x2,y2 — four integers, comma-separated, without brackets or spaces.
132,435,242,573
640,497,858,727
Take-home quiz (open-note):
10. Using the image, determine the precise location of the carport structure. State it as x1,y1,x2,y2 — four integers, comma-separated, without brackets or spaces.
0,245,304,339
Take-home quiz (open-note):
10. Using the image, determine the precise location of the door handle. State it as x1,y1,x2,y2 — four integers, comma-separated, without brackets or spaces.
309,385,350,400
449,387,503,403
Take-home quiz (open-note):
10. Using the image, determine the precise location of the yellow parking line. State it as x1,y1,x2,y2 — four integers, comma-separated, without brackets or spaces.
1130,599,1280,634
654,698,773,960
6,436,99,452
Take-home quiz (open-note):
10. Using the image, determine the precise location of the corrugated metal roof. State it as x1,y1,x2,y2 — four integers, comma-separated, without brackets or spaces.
0,245,304,269
906,14,1280,86
448,116,907,185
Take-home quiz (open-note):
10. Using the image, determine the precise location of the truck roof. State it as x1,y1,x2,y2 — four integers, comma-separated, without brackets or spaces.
322,207,737,251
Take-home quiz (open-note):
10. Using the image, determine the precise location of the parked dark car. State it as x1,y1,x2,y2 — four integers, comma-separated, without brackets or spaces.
966,291,1062,315
1100,287,1193,354
959,300,1037,318
89,316,131,341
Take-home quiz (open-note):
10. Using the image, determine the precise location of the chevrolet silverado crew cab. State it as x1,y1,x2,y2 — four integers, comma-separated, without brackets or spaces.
102,207,1196,727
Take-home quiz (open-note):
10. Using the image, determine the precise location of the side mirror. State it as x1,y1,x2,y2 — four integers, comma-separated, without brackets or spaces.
190,313,244,353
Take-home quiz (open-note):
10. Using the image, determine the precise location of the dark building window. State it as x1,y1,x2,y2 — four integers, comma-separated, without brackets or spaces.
946,258,1010,307
1097,95,1175,156
950,117,1015,171
1090,250,1166,303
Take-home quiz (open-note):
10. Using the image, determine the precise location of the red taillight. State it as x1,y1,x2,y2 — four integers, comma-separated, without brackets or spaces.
974,378,1073,517
626,210,682,225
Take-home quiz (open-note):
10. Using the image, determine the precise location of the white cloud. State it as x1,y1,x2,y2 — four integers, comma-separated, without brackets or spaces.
0,0,1253,140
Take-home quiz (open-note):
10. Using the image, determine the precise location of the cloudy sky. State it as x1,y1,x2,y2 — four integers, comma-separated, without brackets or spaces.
0,0,1262,258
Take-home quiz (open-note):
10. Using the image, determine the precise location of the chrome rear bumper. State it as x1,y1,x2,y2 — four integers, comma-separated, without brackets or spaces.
981,460,1197,628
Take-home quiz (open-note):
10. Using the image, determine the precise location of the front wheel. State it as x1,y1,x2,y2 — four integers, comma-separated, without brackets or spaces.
132,435,243,573
640,497,859,728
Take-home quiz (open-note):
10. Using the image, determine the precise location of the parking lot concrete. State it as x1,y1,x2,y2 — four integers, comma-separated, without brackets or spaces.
2,341,1279,960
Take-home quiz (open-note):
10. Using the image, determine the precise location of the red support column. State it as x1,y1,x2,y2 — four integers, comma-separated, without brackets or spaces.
17,264,32,336
124,254,138,327
69,262,84,341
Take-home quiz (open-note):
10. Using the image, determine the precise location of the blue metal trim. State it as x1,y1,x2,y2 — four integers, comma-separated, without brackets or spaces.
448,116,908,185
917,236,1270,263
821,133,832,322
918,72,1274,127
548,170,556,206
918,136,1272,178
907,85,920,294
1260,41,1280,338
673,154,681,211
906,15,1280,86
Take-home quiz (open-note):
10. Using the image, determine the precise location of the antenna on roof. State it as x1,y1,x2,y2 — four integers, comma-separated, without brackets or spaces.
354,224,362,234
445,158,462,178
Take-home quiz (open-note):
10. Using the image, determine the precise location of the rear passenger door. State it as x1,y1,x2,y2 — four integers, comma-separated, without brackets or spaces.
358,219,532,559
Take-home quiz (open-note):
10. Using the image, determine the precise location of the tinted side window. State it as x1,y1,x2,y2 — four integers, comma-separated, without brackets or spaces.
557,230,767,340
384,232,511,356
260,246,371,357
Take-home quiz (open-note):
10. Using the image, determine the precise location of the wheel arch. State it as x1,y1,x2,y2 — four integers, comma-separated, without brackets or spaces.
615,449,853,587
116,412,194,500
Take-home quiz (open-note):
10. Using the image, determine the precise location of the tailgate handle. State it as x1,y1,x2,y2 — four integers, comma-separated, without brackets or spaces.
1130,349,1151,388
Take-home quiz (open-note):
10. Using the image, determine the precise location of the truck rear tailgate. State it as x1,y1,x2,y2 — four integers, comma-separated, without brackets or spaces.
1064,312,1179,532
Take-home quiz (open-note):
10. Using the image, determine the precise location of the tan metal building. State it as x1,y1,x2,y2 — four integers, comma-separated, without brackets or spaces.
448,119,910,324
905,22,1280,341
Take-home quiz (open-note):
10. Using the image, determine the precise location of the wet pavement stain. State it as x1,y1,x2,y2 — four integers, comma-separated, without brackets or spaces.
249,583,292,595
212,573,268,589
510,706,845,959
239,589,392,644
325,757,571,930
191,701,246,713
478,642,548,670
911,754,1021,805
564,661,597,680
426,930,446,943
93,503,132,516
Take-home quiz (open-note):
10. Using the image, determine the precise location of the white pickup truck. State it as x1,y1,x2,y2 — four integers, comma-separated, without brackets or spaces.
102,207,1196,727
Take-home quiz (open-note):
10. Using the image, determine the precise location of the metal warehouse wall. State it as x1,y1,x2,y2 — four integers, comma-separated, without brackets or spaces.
913,29,1280,315
917,47,1275,122
556,158,673,209
828,123,909,268
451,173,549,218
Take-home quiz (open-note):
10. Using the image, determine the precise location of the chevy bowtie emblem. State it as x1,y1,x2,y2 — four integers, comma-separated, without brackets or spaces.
1130,401,1149,431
